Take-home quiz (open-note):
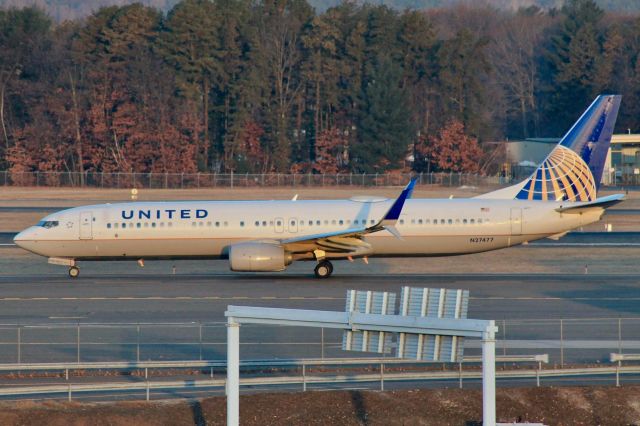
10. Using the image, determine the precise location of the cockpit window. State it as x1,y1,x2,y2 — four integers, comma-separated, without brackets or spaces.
37,220,59,229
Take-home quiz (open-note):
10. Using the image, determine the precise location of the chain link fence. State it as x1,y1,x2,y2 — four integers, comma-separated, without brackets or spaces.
0,171,508,189
0,318,638,365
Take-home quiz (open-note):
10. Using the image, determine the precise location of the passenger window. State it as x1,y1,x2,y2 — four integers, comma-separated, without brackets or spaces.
478,218,483,224
168,222,173,227
425,219,430,224
276,220,282,226
316,220,320,226
339,220,344,225
240,221,245,227
433,220,438,226
192,222,197,227
224,221,228,227
255,221,260,226
152,223,156,228
324,220,329,225
399,219,404,225
144,223,149,228
199,222,204,227
215,221,220,227
207,222,212,227
290,220,296,226
107,223,112,229
346,219,351,224
455,219,460,224
463,219,468,224
122,223,127,228
440,219,445,224
136,223,141,228
418,219,423,225
448,219,453,225
470,219,475,224
114,223,119,229
332,220,336,225
160,222,164,227
263,221,267,226
411,219,415,224
370,220,375,225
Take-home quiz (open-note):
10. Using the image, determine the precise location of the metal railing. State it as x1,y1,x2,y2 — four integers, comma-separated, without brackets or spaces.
0,171,504,188
2,359,639,402
0,318,638,366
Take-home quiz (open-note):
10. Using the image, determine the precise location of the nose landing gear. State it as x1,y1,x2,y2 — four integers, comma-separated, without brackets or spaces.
314,260,333,278
68,266,80,278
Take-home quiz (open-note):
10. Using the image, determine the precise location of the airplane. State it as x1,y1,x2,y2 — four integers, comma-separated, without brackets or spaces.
14,94,624,279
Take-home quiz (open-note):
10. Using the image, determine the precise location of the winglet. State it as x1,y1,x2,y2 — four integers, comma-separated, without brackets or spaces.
372,177,417,238
381,177,417,222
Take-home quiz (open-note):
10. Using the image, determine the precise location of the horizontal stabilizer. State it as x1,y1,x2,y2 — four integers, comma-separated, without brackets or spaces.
555,194,625,214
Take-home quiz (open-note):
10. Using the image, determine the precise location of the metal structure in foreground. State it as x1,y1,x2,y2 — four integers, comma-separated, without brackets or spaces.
225,300,497,426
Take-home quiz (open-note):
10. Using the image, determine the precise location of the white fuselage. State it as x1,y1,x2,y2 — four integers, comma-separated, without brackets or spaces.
14,198,603,261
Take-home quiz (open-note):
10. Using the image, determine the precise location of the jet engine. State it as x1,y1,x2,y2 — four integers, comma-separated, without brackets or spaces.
228,243,292,272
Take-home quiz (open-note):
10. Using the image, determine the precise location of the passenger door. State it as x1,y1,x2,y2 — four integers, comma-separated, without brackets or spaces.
80,211,93,240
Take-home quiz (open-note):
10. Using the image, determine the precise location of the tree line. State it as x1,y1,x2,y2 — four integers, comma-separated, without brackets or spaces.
1,0,639,180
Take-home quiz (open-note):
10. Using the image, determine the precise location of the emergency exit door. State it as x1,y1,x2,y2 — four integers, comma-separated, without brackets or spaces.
80,211,93,240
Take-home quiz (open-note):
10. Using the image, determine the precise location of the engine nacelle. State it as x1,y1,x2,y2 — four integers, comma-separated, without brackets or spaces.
228,243,292,272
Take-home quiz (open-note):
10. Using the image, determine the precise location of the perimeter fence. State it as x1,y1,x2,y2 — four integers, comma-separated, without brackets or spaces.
0,171,507,189
1,317,639,366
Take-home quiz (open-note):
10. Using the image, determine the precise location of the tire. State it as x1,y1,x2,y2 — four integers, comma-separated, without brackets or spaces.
314,261,333,279
69,266,80,278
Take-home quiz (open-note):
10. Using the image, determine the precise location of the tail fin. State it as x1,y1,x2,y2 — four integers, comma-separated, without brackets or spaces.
480,95,621,201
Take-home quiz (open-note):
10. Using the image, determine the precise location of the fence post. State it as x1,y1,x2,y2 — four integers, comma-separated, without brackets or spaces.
616,360,621,387
77,324,80,363
321,328,324,359
458,361,463,389
302,364,306,391
199,323,203,361
137,325,141,362
17,327,21,364
380,363,384,391
560,319,564,368
502,319,507,357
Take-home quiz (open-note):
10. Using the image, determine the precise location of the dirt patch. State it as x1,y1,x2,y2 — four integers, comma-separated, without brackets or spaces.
1,386,640,425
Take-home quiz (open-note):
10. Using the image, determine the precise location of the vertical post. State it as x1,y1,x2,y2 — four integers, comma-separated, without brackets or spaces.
146,381,150,401
17,327,21,364
616,360,620,387
380,363,385,391
227,317,240,426
482,322,497,426
458,362,463,389
77,324,80,363
137,325,141,362
302,364,306,391
560,319,564,368
199,323,203,361
321,328,324,359
502,319,506,357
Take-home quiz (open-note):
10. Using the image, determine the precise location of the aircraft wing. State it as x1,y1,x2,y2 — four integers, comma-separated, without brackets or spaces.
279,177,417,255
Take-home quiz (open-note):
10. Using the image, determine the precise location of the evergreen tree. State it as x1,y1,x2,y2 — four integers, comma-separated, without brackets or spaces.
352,56,413,173
545,0,605,135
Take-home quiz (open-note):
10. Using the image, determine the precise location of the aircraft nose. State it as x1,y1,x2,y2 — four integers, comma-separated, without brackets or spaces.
13,228,35,249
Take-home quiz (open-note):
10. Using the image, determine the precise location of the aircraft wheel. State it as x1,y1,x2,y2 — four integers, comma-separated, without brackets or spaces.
314,260,333,279
68,266,80,278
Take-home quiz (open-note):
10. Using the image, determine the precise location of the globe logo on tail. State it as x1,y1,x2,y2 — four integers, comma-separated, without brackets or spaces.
516,145,596,202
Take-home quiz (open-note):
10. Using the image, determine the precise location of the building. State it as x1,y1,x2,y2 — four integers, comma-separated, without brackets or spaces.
505,134,640,185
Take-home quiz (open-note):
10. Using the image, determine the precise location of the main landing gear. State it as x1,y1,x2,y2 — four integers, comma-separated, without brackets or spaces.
68,266,80,278
314,260,333,279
